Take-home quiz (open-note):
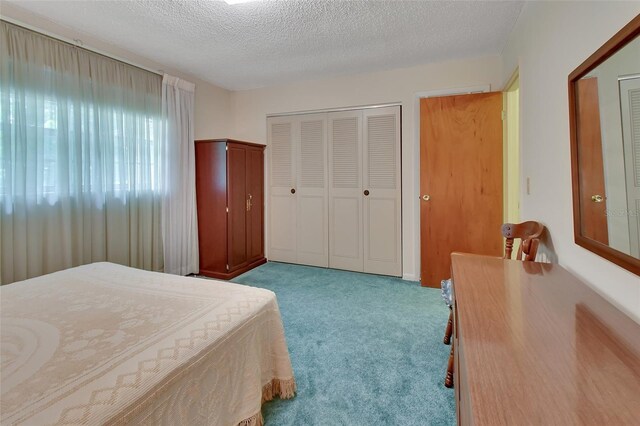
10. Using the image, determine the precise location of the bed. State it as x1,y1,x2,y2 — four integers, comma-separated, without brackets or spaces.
0,262,296,425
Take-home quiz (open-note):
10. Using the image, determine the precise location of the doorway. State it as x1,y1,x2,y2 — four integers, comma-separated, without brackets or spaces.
504,72,521,225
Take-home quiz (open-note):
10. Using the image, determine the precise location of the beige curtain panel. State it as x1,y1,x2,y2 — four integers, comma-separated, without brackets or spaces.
0,21,164,284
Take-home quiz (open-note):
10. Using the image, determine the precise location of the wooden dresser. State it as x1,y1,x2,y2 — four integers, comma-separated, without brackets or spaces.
195,139,266,279
450,253,640,425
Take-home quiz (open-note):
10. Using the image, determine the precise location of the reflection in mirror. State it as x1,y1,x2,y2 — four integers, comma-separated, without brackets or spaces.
575,36,640,259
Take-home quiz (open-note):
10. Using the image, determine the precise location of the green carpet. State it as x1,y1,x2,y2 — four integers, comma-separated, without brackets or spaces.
232,262,455,426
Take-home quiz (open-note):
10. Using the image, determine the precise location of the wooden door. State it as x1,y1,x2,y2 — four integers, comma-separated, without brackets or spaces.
268,117,297,263
362,106,402,276
296,113,329,267
227,143,248,271
420,93,503,288
576,77,609,245
328,110,364,272
246,145,264,263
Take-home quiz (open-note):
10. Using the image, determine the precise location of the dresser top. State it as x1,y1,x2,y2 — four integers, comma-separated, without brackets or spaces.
451,253,640,425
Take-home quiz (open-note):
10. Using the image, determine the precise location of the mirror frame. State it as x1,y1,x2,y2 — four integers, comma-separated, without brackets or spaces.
568,14,640,276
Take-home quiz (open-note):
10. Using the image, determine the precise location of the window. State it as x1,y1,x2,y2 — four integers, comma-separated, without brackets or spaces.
0,58,162,207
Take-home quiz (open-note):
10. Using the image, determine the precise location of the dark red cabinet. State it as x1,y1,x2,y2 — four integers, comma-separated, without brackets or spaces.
195,139,266,279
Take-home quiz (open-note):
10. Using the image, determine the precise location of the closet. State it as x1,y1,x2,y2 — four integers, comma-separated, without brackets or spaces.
195,139,266,279
268,106,401,276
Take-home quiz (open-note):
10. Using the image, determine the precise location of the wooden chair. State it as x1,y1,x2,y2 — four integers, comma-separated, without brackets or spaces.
501,221,545,262
443,221,545,388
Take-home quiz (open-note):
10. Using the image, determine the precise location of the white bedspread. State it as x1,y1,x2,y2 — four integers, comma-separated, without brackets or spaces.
0,262,295,425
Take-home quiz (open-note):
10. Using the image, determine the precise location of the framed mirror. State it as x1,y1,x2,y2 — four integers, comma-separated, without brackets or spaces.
569,14,640,275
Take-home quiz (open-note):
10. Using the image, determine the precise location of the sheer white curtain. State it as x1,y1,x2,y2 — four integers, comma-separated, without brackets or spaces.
0,21,164,284
160,75,199,276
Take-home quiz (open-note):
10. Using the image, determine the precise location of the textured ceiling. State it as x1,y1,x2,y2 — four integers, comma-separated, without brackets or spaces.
5,0,524,90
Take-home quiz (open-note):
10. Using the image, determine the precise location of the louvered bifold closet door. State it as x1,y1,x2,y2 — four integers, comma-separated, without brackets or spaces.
296,114,329,267
620,77,640,257
268,116,297,263
363,106,402,276
328,111,364,272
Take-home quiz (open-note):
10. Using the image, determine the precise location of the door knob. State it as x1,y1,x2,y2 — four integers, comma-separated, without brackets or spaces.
364,190,370,196
422,194,431,201
291,188,296,194
591,194,604,203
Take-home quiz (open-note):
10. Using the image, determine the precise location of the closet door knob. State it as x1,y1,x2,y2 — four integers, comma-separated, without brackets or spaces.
364,190,370,196
291,188,296,194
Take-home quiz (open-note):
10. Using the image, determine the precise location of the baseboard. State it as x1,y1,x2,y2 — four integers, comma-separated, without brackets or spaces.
402,272,419,282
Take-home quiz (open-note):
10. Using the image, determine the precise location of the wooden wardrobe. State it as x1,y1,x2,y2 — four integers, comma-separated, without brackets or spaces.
195,139,266,279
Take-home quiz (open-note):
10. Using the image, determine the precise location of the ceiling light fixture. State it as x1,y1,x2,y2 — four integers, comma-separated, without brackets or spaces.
223,0,262,5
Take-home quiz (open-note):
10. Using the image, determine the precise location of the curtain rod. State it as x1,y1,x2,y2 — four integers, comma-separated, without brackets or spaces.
0,17,164,77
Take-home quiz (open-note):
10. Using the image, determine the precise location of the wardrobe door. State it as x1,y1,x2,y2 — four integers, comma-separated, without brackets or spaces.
363,106,402,276
246,146,265,263
195,141,228,275
328,111,364,272
268,117,297,263
296,114,329,267
227,143,248,271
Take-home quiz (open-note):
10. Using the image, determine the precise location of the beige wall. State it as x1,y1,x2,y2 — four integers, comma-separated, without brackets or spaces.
0,2,231,139
501,1,640,322
228,56,503,280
